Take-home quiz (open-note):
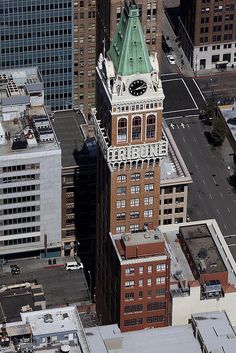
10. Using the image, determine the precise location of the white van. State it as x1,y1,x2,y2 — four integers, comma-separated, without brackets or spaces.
65,261,83,271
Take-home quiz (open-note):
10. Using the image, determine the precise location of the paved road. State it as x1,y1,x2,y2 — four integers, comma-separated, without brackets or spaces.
166,116,236,238
162,74,206,118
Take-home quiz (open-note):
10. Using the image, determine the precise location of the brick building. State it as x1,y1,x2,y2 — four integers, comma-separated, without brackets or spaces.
179,0,236,72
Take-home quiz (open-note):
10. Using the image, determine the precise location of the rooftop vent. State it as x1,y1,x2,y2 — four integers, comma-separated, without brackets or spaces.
43,314,53,323
198,248,208,259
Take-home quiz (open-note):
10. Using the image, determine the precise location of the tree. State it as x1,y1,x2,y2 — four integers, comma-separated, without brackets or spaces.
211,108,227,145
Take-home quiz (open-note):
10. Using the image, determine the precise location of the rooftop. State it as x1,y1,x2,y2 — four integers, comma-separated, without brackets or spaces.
220,103,236,143
52,110,96,168
179,223,227,274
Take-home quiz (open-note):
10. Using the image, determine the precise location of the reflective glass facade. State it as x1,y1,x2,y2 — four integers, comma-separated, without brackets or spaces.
0,0,74,111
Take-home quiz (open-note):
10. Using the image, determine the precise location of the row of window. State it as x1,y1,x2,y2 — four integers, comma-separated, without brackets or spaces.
1,226,40,236
1,164,39,173
124,315,164,326
125,277,166,288
125,288,166,301
1,174,39,184
0,206,40,215
118,115,156,142
200,33,233,43
1,184,40,194
0,236,40,247
0,3,72,13
117,172,154,183
1,216,40,226
201,5,234,14
117,210,154,220
126,264,166,275
1,29,72,41
1,42,72,56
124,301,166,314
117,184,155,195
1,195,40,205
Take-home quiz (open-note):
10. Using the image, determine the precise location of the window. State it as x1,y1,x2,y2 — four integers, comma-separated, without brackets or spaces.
145,184,154,192
118,118,127,142
146,114,156,138
116,213,126,220
131,173,140,181
148,265,152,273
145,171,154,179
117,200,126,208
144,209,153,218
139,266,144,274
176,186,184,193
124,318,142,326
125,280,134,288
147,316,164,323
147,278,152,286
125,292,134,300
125,268,135,275
116,226,125,233
124,304,143,313
164,198,172,204
164,187,172,194
139,279,143,287
130,198,140,207
156,288,166,296
144,197,154,205
132,116,141,140
117,174,126,182
156,264,166,272
130,224,139,232
130,211,140,219
212,55,220,63
175,207,183,213
175,197,184,203
164,209,172,215
156,277,166,284
117,187,126,195
139,291,143,299
131,185,140,194
175,217,183,223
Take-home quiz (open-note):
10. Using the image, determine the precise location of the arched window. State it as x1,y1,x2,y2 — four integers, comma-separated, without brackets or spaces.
132,116,141,140
117,118,127,142
146,114,156,138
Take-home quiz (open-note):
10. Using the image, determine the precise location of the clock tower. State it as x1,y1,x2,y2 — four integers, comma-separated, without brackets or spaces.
92,2,168,324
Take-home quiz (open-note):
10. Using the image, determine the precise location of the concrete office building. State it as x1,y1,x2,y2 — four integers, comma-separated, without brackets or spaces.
0,67,61,258
179,0,236,72
96,0,163,63
0,0,74,111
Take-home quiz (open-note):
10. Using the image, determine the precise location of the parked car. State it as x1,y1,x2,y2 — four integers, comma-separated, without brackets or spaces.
167,54,176,65
11,264,20,275
227,118,236,125
65,261,84,271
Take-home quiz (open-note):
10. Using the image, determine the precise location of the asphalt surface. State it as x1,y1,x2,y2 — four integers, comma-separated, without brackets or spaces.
166,116,236,237
162,73,206,118
0,257,90,308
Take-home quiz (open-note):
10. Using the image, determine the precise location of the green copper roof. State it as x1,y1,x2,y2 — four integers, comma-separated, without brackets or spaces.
108,4,152,76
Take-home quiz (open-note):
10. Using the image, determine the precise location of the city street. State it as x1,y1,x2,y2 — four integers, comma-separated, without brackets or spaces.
165,115,236,248
162,73,206,118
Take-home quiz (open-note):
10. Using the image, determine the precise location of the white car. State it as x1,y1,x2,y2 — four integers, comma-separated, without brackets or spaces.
65,261,84,271
167,55,176,65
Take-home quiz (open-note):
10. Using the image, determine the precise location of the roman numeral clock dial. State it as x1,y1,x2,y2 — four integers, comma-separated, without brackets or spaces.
128,79,147,96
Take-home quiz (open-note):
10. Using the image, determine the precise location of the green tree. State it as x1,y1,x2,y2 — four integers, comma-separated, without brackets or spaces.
211,108,227,145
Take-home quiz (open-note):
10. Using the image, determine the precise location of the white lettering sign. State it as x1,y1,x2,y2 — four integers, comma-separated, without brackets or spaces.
108,142,166,162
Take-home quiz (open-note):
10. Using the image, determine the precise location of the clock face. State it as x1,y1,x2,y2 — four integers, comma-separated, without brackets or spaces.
129,80,147,96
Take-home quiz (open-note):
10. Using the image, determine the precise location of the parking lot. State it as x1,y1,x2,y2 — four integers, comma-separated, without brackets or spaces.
0,257,90,308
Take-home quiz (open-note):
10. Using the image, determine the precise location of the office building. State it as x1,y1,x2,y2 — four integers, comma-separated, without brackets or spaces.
0,0,74,111
92,2,193,331
179,0,236,72
96,0,163,62
0,67,61,258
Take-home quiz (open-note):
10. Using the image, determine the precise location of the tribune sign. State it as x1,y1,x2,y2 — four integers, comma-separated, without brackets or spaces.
107,142,167,162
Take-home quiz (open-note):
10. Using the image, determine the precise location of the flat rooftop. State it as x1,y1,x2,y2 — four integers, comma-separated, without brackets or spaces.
179,223,227,274
161,123,192,185
85,324,201,353
52,110,95,168
121,229,165,247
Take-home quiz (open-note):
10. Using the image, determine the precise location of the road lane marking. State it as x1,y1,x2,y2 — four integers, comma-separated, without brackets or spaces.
187,123,190,128
223,223,227,230
161,73,179,76
163,107,199,115
209,193,212,199
195,164,199,169
183,137,186,143
216,208,220,215
189,151,192,157
203,179,205,184
193,79,206,102
193,137,197,142
219,192,223,198
182,79,198,109
198,194,202,200
227,208,230,213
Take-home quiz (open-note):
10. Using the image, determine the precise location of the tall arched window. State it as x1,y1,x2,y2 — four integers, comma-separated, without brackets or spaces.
146,114,156,138
132,116,141,140
117,118,127,142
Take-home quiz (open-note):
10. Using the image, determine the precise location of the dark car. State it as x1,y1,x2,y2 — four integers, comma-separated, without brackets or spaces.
227,118,236,125
11,264,20,275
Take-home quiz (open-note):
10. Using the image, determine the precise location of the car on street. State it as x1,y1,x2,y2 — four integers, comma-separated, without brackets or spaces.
227,118,236,125
11,264,20,275
65,261,84,271
167,55,176,65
